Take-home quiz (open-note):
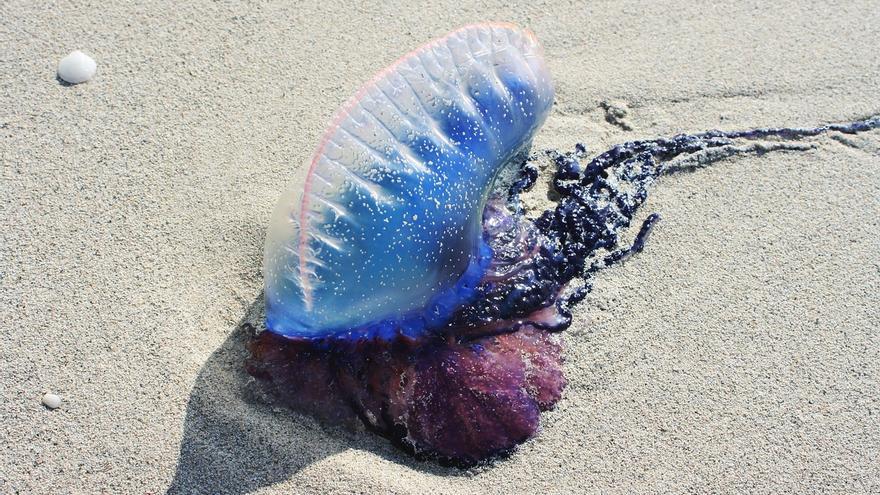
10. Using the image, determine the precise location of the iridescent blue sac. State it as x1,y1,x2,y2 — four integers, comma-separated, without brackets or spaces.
263,23,553,338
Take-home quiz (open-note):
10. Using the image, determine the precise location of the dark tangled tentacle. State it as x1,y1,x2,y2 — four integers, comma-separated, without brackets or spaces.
530,116,880,320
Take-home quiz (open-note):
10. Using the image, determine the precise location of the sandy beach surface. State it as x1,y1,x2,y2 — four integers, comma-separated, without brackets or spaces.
2,1,879,493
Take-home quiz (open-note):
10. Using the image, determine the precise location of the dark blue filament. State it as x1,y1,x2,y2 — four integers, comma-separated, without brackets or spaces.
451,116,880,335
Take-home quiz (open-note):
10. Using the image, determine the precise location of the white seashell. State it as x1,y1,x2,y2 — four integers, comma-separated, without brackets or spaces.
42,392,62,409
57,50,97,84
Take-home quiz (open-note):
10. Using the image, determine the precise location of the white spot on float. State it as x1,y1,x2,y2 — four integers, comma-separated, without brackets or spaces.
57,50,97,84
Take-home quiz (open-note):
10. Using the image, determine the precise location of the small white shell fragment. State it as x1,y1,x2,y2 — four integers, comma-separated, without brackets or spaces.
57,50,96,84
42,393,62,409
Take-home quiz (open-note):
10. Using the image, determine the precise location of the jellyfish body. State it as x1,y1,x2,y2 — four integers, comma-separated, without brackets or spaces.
254,23,560,465
250,21,880,466
263,23,554,338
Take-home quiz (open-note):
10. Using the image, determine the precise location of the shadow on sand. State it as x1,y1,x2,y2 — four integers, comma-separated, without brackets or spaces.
167,296,458,494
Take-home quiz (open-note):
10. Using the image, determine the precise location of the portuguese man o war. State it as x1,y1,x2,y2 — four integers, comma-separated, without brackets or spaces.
246,23,880,467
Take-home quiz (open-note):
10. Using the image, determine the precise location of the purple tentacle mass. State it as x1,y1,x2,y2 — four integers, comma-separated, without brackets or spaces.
249,115,878,466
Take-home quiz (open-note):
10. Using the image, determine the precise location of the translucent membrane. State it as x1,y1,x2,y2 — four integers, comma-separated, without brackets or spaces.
263,23,554,337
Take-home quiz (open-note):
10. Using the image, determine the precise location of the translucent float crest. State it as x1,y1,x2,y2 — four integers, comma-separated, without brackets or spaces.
264,23,554,337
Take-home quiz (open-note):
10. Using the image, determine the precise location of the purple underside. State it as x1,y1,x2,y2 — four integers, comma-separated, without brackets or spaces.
248,326,565,466
247,116,879,467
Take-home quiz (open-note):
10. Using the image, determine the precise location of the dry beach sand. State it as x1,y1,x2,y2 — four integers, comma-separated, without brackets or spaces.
2,1,879,493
